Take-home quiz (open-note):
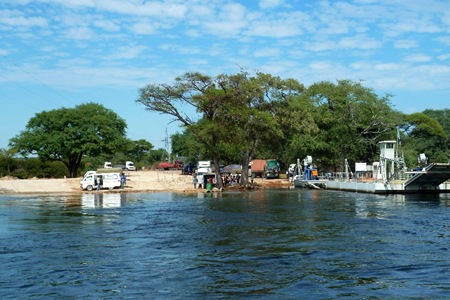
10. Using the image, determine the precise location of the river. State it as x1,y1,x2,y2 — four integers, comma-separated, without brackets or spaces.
1,189,450,299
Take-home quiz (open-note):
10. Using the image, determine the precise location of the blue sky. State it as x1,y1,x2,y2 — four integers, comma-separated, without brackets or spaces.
1,0,450,151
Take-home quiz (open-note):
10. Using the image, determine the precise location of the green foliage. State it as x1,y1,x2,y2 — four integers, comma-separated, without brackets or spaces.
9,102,127,178
7,158,68,179
0,149,18,177
171,130,204,162
137,71,312,185
303,80,399,171
139,72,429,179
143,148,167,167
399,111,449,164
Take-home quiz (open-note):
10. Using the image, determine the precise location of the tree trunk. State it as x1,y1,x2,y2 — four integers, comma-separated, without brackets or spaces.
212,155,223,189
67,153,83,178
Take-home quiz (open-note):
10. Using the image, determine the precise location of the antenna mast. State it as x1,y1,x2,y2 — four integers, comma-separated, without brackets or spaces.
161,127,171,162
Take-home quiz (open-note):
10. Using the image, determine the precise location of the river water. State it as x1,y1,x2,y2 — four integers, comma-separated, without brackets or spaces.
1,189,450,299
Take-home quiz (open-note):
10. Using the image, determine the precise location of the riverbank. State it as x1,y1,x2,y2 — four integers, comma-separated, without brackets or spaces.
0,170,292,195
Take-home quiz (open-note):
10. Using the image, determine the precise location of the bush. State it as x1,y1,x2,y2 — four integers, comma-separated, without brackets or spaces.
3,158,69,179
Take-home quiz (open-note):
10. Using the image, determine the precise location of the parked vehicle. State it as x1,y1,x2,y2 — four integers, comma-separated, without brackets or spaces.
182,162,197,175
196,161,216,188
80,172,121,191
104,162,112,168
126,161,136,171
83,170,96,178
250,159,267,178
264,159,281,179
157,160,183,170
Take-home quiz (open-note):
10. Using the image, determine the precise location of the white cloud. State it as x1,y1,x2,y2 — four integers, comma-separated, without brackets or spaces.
130,22,159,35
253,47,281,58
34,0,187,18
201,2,248,36
0,9,48,28
259,0,285,9
338,35,382,50
92,18,120,32
2,0,450,120
107,45,148,60
0,48,11,55
246,11,311,38
65,26,95,40
437,54,450,61
403,53,432,63
436,36,450,46
394,39,418,49
304,35,381,52
97,0,188,18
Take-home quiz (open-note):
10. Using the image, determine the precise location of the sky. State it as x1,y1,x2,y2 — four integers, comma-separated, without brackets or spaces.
1,0,450,151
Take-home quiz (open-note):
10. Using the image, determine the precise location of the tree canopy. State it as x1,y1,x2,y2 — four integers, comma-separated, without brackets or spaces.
139,71,449,185
5,71,448,181
9,102,127,177
137,71,310,186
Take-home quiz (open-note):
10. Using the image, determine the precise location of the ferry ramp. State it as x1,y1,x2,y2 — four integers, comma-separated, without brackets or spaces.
404,163,450,191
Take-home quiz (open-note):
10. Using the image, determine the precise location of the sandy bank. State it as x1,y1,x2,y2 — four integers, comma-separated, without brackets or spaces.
0,170,292,195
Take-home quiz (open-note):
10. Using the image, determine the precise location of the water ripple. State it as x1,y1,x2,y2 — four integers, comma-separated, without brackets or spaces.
1,191,450,298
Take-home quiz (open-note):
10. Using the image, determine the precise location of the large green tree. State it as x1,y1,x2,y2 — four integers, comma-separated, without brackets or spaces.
126,139,154,162
398,112,448,164
218,72,307,185
137,72,226,186
10,103,127,177
137,71,305,187
305,80,399,171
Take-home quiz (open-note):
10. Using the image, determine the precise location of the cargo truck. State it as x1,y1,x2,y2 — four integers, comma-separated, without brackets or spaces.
250,159,267,178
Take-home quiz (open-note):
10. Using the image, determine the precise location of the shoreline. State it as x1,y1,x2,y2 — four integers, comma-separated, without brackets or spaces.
0,170,292,195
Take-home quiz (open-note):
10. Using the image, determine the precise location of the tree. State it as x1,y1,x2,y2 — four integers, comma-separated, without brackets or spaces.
398,112,448,164
171,130,203,163
126,139,154,162
0,148,18,177
305,80,399,171
215,72,307,185
137,71,305,187
422,109,450,160
9,103,127,178
137,72,234,188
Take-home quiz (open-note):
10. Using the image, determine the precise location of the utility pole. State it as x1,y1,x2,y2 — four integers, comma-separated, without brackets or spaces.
160,127,170,162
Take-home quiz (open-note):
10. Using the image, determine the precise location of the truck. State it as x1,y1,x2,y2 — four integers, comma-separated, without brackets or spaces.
196,161,217,189
250,159,267,178
125,161,136,171
264,159,281,179
156,160,183,170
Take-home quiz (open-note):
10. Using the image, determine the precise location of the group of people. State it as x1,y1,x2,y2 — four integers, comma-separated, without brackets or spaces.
192,173,243,189
222,174,241,187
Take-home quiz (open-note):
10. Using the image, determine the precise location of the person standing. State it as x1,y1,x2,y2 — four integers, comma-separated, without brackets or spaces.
96,175,101,191
193,176,198,189
121,173,127,189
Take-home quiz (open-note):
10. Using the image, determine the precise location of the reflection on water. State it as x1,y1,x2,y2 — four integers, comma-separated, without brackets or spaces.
80,193,127,208
1,190,450,299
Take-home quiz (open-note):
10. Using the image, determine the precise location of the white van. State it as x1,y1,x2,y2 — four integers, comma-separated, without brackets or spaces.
104,162,112,168
125,161,136,171
80,172,121,191
83,170,96,178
